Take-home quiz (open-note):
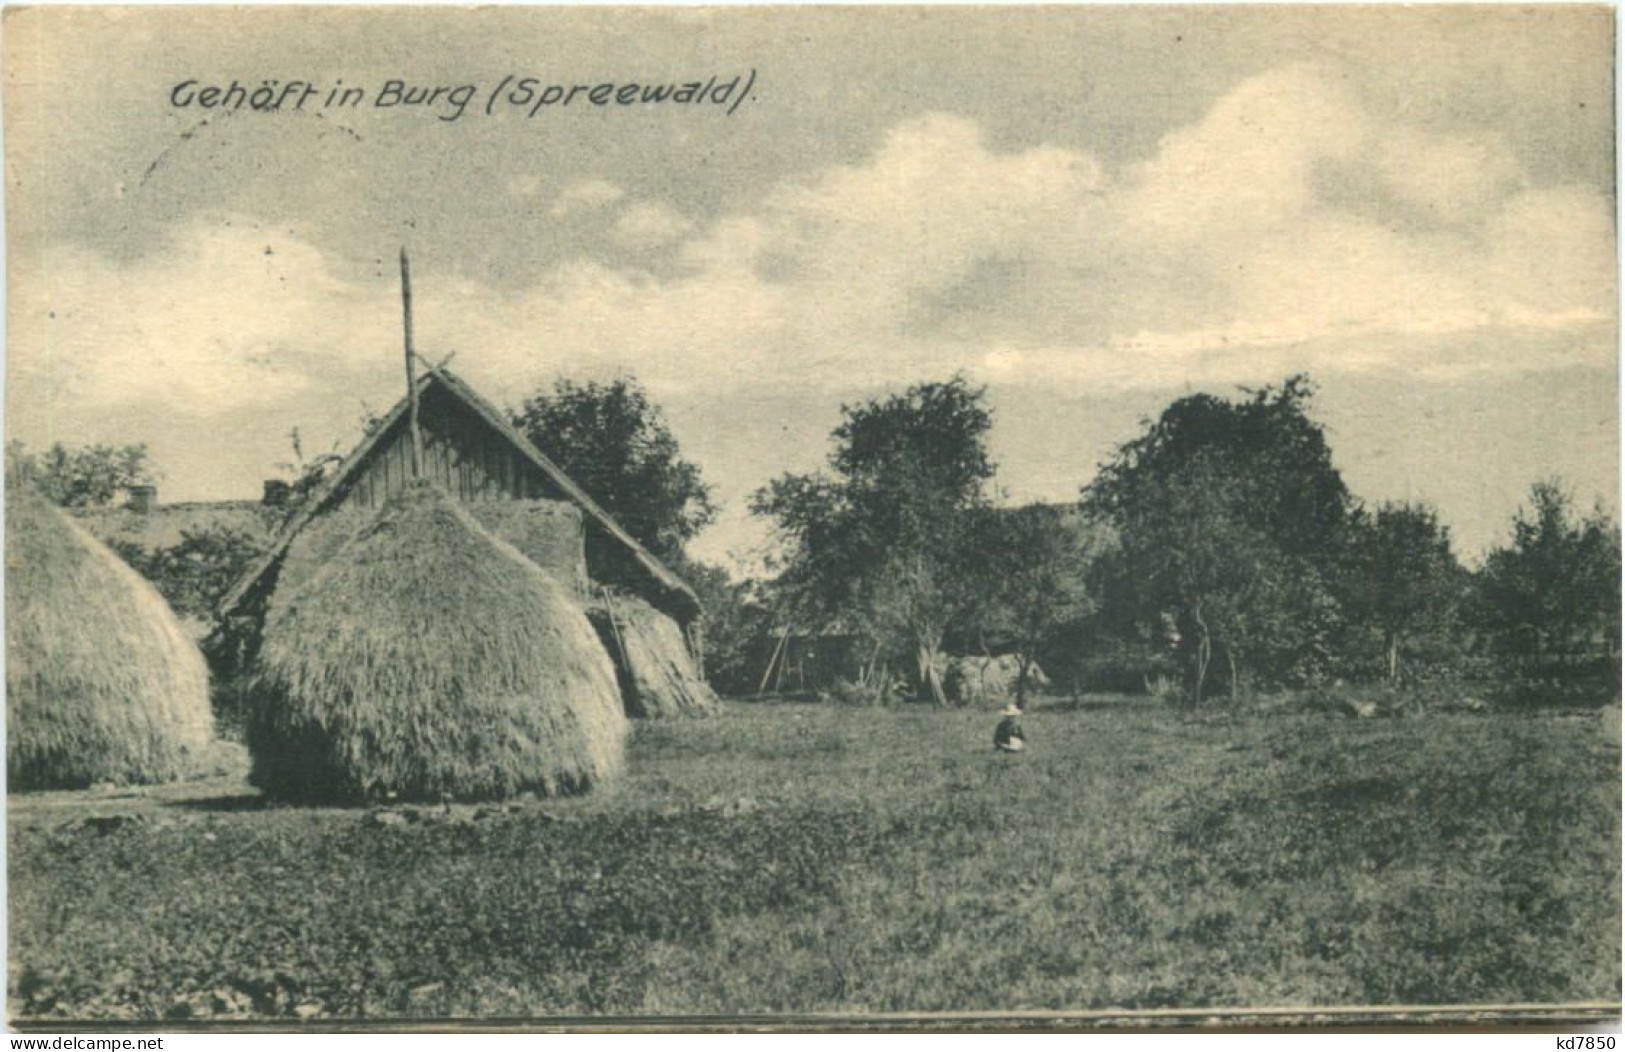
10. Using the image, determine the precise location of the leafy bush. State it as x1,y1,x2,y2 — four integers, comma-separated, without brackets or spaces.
1143,672,1181,702
7,441,156,509
110,525,266,622
680,560,771,695
819,675,904,708
1491,661,1621,708
1062,631,1182,696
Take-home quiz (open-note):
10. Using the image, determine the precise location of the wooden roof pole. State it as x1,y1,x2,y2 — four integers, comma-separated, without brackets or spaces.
757,624,790,696
599,585,633,671
400,248,423,479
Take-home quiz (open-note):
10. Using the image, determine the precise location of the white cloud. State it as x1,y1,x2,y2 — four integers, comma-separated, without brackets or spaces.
547,178,625,218
483,69,1612,399
1375,127,1523,222
9,225,383,422
1124,63,1373,243
1482,186,1616,322
506,173,544,200
610,202,694,251
10,63,1614,444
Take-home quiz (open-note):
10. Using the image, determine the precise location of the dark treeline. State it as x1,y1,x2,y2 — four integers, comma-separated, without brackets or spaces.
737,374,1621,707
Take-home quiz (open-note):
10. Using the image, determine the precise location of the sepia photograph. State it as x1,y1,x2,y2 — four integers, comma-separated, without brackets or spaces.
2,4,1619,1029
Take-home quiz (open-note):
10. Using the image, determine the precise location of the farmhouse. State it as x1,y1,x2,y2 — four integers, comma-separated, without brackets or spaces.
213,363,716,719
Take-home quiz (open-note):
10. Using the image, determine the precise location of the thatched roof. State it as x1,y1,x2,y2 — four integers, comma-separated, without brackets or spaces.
218,365,699,623
246,482,627,802
74,500,281,553
6,491,214,789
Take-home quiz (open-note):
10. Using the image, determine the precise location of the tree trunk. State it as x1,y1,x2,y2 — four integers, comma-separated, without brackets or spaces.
757,626,789,696
1016,652,1032,711
1190,603,1211,706
1226,644,1240,701
773,635,790,694
1386,632,1400,686
917,642,947,706
859,638,883,687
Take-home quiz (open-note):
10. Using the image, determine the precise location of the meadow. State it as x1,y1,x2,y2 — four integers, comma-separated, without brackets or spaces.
8,697,1620,1021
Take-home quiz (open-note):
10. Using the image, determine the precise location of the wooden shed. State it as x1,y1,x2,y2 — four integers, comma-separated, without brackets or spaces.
213,365,713,716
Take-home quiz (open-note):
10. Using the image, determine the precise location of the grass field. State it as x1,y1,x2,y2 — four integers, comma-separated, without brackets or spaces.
8,697,1620,1021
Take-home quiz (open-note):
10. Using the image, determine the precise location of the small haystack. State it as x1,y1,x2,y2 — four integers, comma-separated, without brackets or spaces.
246,482,626,802
6,492,213,789
942,654,1050,706
590,592,719,718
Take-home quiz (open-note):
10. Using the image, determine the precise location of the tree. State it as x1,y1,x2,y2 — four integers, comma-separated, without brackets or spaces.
7,440,156,508
1343,502,1467,684
512,377,716,562
112,525,267,622
1083,376,1354,699
753,376,995,705
975,505,1106,709
1087,375,1352,562
1476,479,1620,675
1091,451,1299,702
679,559,771,695
866,526,982,705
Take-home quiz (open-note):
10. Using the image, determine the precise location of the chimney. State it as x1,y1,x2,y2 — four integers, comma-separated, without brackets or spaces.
126,485,157,514
262,479,291,508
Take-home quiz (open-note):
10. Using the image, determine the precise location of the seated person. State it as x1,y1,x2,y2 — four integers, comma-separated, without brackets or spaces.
993,703,1025,752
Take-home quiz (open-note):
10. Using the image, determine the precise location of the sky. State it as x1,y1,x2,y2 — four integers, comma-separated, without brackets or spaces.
4,5,1617,573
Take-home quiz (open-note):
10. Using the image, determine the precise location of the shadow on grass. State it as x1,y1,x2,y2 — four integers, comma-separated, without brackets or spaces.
165,793,269,813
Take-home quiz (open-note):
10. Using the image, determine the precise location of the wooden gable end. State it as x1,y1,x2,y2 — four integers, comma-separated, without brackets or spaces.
216,367,702,631
338,383,563,512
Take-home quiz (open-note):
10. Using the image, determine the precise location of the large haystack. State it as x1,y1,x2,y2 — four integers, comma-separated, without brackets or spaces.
270,502,373,619
590,592,719,718
6,492,213,789
246,482,627,802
